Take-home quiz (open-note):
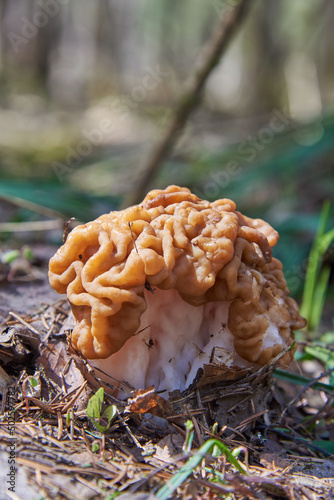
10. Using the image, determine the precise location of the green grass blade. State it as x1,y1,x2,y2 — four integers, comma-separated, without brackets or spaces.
311,440,334,455
300,202,329,316
315,200,331,239
309,266,331,331
273,369,334,391
300,202,333,328
319,227,334,251
156,439,248,500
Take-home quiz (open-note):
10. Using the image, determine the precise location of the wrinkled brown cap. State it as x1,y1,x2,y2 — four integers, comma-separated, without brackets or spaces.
49,185,306,363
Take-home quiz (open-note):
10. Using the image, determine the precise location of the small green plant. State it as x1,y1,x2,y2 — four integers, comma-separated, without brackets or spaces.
29,376,39,388
182,420,194,453
1,246,34,264
273,202,334,412
156,421,248,500
300,200,334,333
86,387,118,433
91,442,100,453
291,200,334,382
1,249,20,264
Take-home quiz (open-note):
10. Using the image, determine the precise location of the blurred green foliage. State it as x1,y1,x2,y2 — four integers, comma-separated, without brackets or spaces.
1,113,333,301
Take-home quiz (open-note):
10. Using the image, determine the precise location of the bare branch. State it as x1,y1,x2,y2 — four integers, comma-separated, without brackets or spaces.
125,0,255,207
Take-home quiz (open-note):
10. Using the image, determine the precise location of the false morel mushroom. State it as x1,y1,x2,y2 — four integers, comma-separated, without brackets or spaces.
49,185,306,396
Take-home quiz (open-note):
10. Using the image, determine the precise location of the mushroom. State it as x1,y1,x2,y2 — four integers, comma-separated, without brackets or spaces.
49,185,306,397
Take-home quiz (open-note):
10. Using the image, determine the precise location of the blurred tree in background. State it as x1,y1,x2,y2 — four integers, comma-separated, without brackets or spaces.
0,0,333,306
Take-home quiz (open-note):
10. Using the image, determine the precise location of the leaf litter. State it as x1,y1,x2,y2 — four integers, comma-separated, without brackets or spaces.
0,299,333,500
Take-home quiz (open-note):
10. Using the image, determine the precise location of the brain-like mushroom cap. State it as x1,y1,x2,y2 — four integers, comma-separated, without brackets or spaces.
49,185,306,368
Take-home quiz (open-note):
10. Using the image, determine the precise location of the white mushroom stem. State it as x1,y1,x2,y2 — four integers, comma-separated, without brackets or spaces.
89,289,248,398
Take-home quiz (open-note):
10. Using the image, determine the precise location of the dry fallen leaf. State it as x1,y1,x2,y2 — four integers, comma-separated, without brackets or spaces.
127,386,174,418
196,363,251,388
37,340,86,394
0,365,14,395
152,433,183,464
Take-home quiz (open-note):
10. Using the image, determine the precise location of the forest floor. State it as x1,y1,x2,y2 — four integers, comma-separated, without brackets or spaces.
0,243,333,500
